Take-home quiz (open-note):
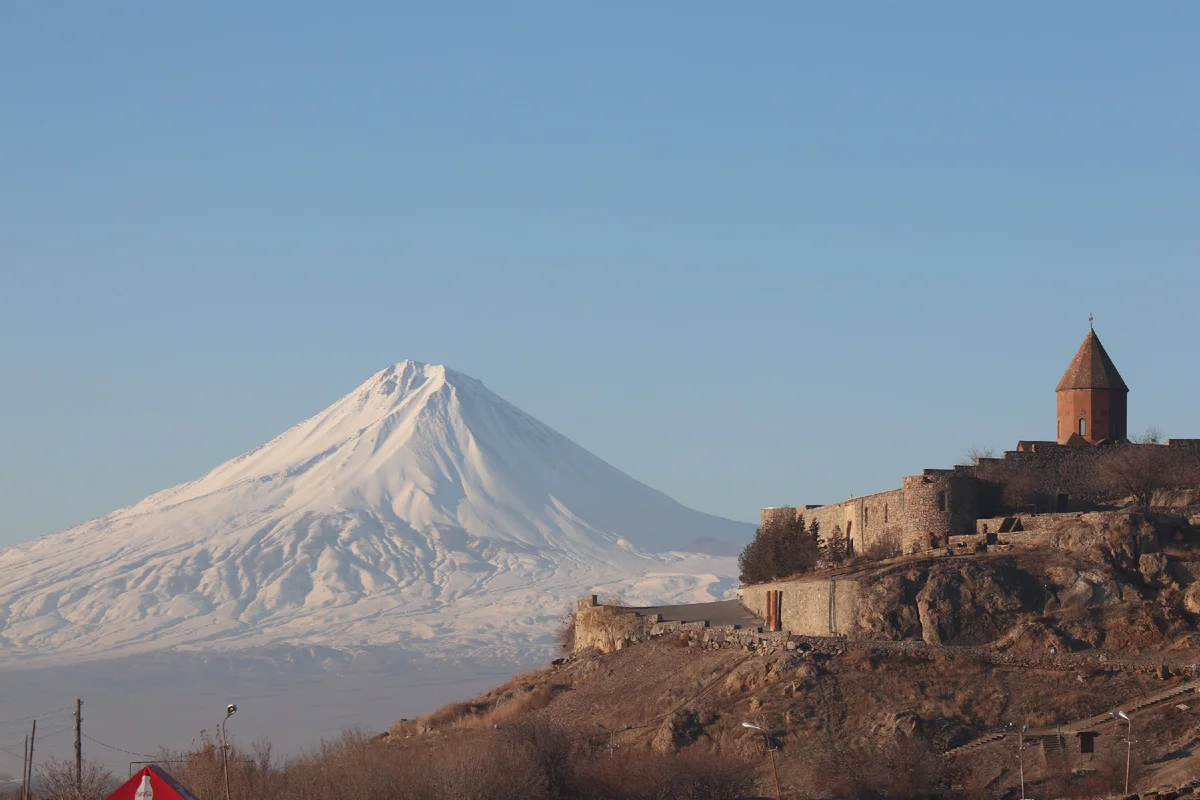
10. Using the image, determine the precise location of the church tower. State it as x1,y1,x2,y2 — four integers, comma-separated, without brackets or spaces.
1056,327,1128,444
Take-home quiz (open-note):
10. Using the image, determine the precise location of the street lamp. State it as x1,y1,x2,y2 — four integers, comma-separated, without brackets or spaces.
220,703,237,800
1109,711,1133,794
742,722,782,800
1006,723,1029,800
593,722,631,759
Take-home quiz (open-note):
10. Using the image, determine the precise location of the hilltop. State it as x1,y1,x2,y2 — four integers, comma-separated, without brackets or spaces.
384,511,1200,799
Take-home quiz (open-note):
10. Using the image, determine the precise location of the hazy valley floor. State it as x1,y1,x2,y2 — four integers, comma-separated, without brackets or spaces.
0,645,535,777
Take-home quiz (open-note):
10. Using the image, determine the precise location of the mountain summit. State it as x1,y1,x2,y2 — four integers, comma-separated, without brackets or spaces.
0,362,750,665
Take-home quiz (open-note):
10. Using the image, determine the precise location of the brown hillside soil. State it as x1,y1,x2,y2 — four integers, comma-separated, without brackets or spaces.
389,513,1200,798
391,637,1200,799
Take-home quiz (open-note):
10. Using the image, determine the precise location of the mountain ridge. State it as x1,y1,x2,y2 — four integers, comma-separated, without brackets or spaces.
0,361,750,666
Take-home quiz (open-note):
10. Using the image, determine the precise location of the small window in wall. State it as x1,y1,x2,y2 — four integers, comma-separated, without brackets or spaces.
846,520,853,543
864,508,869,529
884,504,889,523
937,491,946,512
1079,417,1087,437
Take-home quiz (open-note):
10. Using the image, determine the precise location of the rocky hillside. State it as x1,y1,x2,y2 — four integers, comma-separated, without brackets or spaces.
853,510,1200,654
382,510,1200,799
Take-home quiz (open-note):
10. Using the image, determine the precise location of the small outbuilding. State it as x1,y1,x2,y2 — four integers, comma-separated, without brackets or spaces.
104,765,201,800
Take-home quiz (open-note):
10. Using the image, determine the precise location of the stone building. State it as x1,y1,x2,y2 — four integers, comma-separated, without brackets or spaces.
763,329,1199,556
1055,328,1128,445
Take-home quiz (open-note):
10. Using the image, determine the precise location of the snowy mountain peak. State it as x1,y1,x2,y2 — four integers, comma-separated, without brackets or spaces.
0,363,751,665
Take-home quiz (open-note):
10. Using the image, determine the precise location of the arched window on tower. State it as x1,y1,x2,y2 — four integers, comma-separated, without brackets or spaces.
1079,418,1087,437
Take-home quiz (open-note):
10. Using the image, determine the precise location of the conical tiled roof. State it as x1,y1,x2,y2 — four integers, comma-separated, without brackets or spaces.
1056,330,1128,392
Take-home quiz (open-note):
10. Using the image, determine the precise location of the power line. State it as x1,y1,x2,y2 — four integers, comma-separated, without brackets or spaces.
0,708,73,730
81,734,155,759
35,723,76,741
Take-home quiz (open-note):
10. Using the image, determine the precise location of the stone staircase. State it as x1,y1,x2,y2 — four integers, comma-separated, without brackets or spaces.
1040,734,1067,764
945,678,1200,759
944,732,1008,757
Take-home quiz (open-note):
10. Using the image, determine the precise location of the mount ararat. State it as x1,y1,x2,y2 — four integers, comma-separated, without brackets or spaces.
0,361,751,668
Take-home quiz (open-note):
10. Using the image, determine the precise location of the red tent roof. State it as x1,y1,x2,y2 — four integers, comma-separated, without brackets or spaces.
105,765,201,800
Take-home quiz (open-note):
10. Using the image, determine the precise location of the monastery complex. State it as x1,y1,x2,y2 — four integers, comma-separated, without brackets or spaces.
762,329,1200,557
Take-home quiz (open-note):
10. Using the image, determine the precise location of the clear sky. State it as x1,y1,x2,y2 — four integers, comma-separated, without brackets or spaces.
1,3,1197,546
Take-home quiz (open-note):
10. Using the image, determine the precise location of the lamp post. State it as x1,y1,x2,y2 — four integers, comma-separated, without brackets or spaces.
594,722,614,759
220,704,237,800
742,722,781,800
1110,711,1133,794
593,722,631,759
1006,723,1029,800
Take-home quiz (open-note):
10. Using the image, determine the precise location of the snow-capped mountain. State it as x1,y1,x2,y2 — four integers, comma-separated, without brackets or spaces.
0,361,751,666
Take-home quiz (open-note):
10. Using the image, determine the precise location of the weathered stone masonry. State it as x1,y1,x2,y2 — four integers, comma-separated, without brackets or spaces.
763,330,1199,556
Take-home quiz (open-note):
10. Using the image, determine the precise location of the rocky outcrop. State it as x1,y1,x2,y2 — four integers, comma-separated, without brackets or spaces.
915,561,1043,646
855,559,1045,646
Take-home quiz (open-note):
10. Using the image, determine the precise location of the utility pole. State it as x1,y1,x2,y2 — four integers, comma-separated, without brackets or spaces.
1018,726,1025,800
21,735,28,800
27,720,36,800
75,698,83,792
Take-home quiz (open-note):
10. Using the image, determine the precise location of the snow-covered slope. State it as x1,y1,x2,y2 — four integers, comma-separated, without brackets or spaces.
0,362,751,666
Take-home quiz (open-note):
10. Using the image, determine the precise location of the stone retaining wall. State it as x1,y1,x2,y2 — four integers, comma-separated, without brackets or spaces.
742,576,862,636
573,593,1200,678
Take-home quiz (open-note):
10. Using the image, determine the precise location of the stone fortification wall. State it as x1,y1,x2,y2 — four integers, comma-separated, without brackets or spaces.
762,440,1199,561
974,439,1200,512
763,490,906,557
901,470,980,551
573,596,645,653
742,576,861,637
572,596,791,654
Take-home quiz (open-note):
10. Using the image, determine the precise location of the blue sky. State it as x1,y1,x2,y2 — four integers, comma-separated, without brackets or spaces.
1,3,1197,545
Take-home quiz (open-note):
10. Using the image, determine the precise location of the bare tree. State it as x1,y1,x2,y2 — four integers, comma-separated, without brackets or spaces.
1101,443,1194,507
1133,425,1165,445
959,445,998,467
36,757,119,800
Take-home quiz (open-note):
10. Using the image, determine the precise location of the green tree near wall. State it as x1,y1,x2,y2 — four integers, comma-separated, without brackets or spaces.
738,512,823,584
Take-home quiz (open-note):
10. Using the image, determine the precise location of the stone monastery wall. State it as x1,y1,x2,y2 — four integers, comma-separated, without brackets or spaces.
742,576,861,637
764,441,1200,556
974,439,1200,509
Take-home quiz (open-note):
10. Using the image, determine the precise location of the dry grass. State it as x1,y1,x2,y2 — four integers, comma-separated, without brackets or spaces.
471,682,568,727
150,720,757,800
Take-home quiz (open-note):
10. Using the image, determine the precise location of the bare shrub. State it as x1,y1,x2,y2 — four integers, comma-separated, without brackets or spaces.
149,718,759,800
35,757,119,800
844,646,876,671
810,731,954,800
418,700,476,729
861,533,901,561
479,682,566,726
426,731,551,800
557,608,577,652
1101,442,1198,507
577,747,756,800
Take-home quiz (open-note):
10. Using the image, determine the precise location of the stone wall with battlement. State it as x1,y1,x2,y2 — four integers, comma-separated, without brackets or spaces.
765,440,1199,558
974,439,1200,513
764,490,906,558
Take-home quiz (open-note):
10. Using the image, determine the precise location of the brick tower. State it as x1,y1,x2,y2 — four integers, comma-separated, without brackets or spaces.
1056,328,1128,444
